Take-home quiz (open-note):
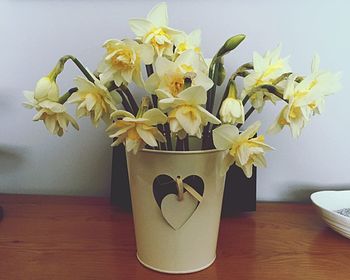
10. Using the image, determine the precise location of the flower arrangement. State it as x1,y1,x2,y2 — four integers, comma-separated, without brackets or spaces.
24,2,340,178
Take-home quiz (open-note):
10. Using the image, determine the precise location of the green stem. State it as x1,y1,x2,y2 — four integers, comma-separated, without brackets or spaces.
145,64,158,108
242,96,249,106
136,97,150,118
116,88,133,114
231,63,253,80
238,84,290,127
120,84,139,114
58,87,78,104
146,64,170,151
215,80,231,119
183,135,189,151
69,56,95,83
176,137,184,151
202,58,220,149
211,81,231,131
273,72,292,85
237,106,255,129
258,84,287,101
163,123,172,151
209,63,220,113
49,55,94,83
159,133,167,150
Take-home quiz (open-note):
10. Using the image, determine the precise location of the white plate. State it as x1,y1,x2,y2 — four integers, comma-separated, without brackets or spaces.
310,190,350,239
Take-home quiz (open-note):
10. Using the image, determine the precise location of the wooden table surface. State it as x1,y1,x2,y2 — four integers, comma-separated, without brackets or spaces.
0,194,349,280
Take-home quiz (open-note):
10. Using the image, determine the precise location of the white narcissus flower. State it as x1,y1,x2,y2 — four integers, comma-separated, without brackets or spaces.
128,2,181,57
269,75,312,138
173,29,201,56
219,97,245,124
23,76,60,110
156,86,220,138
269,57,341,138
23,76,79,136
32,100,79,137
297,54,341,115
243,45,290,111
145,50,213,97
98,39,154,87
219,81,245,124
106,109,167,154
67,76,120,127
213,121,274,178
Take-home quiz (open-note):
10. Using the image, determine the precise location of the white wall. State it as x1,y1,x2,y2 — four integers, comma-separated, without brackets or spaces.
1,0,349,201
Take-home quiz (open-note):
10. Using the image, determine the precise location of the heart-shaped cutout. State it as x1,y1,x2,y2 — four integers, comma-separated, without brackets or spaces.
161,192,198,230
153,175,204,207
153,175,204,230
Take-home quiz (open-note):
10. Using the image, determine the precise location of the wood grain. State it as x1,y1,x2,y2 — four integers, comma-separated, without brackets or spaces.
0,194,349,280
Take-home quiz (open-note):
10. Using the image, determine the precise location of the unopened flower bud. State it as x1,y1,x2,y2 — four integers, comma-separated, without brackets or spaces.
219,97,245,124
217,34,246,58
34,77,59,102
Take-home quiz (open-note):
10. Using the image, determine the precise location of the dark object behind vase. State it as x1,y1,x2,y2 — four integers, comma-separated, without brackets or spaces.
110,145,256,215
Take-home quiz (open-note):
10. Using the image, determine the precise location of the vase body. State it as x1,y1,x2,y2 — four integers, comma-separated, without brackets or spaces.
111,145,256,215
126,149,227,274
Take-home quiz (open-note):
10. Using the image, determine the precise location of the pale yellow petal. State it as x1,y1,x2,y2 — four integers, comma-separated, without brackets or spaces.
147,2,168,26
143,108,167,125
197,105,221,125
175,106,201,136
145,73,160,94
136,125,158,146
139,43,154,65
213,124,238,150
110,110,135,119
177,86,207,105
240,121,261,140
128,19,153,37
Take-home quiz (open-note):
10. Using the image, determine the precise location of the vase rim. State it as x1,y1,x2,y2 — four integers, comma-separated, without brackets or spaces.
139,148,225,155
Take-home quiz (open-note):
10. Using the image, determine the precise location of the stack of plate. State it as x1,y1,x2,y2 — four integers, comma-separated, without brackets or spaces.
310,190,350,239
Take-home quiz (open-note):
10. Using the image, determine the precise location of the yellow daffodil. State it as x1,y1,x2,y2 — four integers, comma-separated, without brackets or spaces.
128,2,181,57
145,50,213,97
219,82,244,124
98,39,154,87
23,76,79,136
269,75,313,137
243,45,290,111
213,121,273,177
173,29,201,57
156,86,220,138
296,54,341,115
67,76,120,127
269,57,341,138
106,108,167,154
32,100,79,136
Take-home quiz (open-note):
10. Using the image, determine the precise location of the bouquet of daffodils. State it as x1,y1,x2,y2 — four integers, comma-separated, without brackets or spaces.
24,2,340,178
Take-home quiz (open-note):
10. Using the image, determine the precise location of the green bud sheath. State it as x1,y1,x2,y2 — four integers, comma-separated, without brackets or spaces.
217,34,246,58
216,60,226,86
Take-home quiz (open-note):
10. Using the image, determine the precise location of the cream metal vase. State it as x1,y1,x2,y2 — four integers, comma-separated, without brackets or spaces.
126,148,227,274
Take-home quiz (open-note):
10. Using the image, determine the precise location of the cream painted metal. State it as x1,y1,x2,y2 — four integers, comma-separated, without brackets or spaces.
126,149,227,274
